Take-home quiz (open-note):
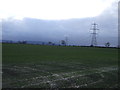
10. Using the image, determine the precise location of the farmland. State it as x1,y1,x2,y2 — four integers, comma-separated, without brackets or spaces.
2,43,119,88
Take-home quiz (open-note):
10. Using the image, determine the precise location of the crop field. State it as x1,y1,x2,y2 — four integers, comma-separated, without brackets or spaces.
2,43,119,88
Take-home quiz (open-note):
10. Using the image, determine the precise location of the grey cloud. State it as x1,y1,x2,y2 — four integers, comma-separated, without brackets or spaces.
2,3,118,46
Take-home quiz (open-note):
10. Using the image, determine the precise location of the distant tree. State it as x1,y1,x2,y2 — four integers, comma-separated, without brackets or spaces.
105,42,110,47
90,45,93,47
48,41,52,45
18,41,22,44
18,41,27,44
23,41,27,44
52,43,55,46
61,40,66,46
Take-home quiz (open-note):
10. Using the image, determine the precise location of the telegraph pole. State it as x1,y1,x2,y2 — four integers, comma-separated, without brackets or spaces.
90,22,99,46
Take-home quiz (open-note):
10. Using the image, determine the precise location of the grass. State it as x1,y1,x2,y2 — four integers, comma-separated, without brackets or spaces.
2,43,118,88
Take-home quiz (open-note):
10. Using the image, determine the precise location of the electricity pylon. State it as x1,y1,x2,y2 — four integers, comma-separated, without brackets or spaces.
90,22,99,46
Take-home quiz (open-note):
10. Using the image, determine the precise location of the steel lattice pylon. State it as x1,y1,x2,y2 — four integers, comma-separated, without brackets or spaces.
90,23,99,46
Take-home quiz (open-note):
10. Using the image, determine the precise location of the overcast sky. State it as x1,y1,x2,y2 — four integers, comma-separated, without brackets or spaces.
1,0,119,46
0,0,118,20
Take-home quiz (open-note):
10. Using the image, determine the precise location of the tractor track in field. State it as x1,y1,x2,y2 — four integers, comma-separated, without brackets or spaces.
15,66,117,88
2,64,118,88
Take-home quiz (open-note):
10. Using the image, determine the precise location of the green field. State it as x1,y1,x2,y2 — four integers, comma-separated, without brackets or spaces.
2,43,119,88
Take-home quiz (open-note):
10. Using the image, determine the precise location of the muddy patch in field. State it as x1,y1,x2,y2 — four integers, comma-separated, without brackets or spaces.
2,64,118,88
20,66,118,88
